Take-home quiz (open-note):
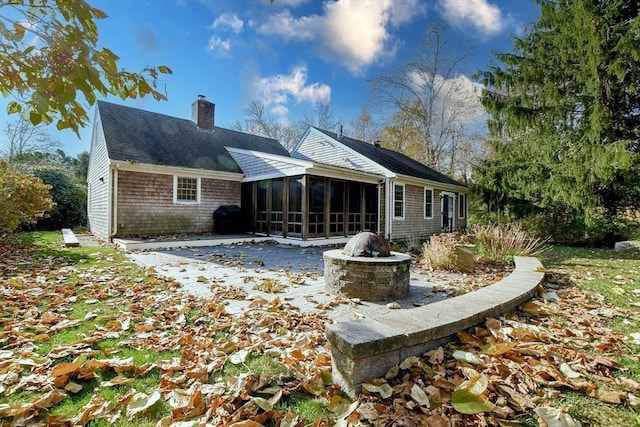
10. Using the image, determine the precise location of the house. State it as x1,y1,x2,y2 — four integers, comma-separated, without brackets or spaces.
87,97,468,243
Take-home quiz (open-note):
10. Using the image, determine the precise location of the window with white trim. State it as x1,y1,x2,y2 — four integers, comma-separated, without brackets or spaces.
393,184,404,218
458,193,467,218
424,187,433,219
174,176,200,203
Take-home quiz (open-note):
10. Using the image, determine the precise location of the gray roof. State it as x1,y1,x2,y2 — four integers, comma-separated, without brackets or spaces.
314,128,465,188
97,101,289,173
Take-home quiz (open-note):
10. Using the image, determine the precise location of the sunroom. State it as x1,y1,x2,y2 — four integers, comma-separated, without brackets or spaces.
227,148,383,241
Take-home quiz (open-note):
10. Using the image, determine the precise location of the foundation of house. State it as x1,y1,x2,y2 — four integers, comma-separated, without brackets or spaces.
323,249,411,301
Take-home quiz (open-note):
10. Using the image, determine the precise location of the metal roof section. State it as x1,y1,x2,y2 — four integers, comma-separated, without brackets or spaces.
226,147,383,184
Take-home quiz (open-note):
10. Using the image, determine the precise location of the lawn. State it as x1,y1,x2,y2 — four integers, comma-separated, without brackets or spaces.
0,231,638,426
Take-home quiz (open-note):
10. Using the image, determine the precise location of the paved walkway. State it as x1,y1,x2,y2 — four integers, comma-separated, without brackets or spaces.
125,243,465,323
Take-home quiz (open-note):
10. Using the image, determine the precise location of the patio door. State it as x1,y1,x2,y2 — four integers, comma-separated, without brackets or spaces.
441,192,455,232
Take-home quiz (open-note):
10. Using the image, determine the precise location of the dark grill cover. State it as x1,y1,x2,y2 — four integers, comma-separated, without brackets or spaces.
213,205,243,234
342,231,391,257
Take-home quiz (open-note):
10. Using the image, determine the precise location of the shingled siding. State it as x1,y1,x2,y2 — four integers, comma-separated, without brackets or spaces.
115,171,240,237
390,184,441,242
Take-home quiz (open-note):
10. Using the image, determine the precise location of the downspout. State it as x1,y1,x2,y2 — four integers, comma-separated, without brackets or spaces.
110,167,118,239
385,178,393,241
376,180,382,235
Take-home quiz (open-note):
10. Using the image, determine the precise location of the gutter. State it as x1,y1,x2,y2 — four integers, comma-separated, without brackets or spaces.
110,166,118,239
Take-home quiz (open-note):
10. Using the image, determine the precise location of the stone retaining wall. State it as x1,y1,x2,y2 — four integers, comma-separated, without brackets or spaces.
325,256,545,397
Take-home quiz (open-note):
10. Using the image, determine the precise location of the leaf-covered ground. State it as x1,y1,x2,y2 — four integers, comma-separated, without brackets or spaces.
0,235,638,426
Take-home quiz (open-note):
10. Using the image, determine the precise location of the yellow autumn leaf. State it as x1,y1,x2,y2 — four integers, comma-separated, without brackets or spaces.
523,301,548,316
481,341,516,355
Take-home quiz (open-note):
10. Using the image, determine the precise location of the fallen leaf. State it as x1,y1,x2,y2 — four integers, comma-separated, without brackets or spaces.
451,389,495,414
559,363,581,379
452,350,483,365
126,391,161,419
481,341,516,356
410,384,430,407
229,349,250,365
533,407,582,427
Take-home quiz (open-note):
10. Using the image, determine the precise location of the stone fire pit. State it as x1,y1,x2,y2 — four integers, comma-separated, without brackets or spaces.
323,232,411,301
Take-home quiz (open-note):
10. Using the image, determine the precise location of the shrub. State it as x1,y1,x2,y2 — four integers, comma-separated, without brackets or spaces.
469,223,549,263
30,168,87,230
421,233,462,271
0,161,53,233
402,234,424,255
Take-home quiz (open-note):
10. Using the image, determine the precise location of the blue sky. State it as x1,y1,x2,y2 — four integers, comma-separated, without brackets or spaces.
43,0,540,156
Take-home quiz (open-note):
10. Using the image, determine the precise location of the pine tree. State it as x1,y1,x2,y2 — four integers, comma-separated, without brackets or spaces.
475,0,640,242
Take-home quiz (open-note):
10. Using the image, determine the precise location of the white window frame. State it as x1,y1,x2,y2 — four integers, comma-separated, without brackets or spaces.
173,175,201,204
424,187,434,219
393,183,405,219
458,193,467,219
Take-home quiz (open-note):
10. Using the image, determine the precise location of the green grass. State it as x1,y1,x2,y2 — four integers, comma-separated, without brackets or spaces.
220,352,289,378
276,394,332,424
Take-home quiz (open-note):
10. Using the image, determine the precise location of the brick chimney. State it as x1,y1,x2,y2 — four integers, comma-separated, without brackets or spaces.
192,95,215,130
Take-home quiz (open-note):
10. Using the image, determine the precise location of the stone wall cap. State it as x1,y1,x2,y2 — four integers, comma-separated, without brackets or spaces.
323,249,411,263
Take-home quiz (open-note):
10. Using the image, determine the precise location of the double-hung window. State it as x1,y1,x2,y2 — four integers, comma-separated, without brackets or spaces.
393,184,404,219
174,176,200,204
424,188,434,219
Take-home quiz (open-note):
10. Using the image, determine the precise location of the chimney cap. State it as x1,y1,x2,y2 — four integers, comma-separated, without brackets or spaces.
373,140,381,147
197,94,206,99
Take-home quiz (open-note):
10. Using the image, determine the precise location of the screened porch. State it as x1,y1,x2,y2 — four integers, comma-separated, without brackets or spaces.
241,175,379,240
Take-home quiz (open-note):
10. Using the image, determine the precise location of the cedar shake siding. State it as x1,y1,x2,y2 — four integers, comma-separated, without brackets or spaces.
115,170,240,237
389,185,467,242
389,184,441,242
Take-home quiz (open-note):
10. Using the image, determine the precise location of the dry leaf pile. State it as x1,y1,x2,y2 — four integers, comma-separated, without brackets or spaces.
1,240,638,426
340,270,640,426
0,242,333,426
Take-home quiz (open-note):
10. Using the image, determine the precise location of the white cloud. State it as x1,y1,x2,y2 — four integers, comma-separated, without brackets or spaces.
440,0,504,37
249,65,331,117
274,0,310,7
410,72,486,132
211,13,244,34
257,10,316,40
257,0,424,75
206,36,232,57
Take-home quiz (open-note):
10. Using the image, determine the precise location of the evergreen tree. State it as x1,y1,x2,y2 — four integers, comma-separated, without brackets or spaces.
475,0,640,242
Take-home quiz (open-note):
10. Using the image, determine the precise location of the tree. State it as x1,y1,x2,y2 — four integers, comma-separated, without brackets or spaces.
0,161,53,233
475,0,640,242
349,105,381,143
299,102,339,134
232,100,300,151
1,118,61,161
0,0,171,135
371,23,484,176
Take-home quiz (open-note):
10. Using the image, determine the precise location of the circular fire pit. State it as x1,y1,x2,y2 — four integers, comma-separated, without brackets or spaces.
323,232,411,301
